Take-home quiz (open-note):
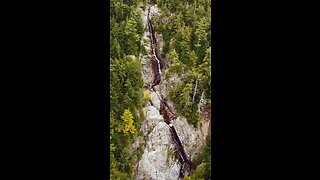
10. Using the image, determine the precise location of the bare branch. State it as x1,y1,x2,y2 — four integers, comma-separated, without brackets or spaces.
192,78,198,104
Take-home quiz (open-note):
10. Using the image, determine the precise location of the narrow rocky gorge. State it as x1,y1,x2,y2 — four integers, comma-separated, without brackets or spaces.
135,1,211,179
148,1,196,176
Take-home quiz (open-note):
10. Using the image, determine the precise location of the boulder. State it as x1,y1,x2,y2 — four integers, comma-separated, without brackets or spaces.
150,91,161,110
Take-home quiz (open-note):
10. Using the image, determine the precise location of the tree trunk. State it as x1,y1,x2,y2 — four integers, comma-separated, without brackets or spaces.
192,79,198,104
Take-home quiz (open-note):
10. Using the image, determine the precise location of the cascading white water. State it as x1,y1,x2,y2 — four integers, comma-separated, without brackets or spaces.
154,52,162,76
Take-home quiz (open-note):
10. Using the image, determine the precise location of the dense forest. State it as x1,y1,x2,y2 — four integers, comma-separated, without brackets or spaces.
110,0,145,179
154,0,211,128
110,0,211,179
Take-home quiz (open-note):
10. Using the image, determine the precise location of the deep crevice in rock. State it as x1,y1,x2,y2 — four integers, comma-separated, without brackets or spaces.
146,1,195,178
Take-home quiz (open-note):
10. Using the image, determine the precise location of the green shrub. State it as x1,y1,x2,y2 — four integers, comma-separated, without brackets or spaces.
137,146,144,161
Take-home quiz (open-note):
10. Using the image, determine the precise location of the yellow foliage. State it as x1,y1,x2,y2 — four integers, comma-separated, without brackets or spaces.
110,143,116,152
144,90,152,101
119,109,136,136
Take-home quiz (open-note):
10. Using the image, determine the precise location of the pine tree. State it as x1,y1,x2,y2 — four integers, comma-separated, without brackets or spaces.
167,48,183,77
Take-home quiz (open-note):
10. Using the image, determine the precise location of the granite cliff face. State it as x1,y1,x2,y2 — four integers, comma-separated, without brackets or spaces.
133,3,211,180
137,122,181,180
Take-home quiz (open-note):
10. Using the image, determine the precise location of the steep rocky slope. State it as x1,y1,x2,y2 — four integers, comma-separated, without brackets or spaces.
133,3,211,180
